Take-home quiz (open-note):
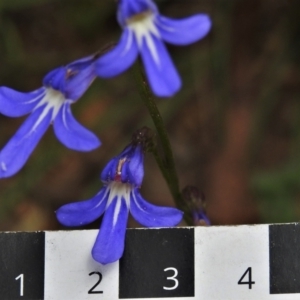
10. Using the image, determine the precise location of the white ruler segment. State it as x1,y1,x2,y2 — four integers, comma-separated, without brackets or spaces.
45,230,119,300
195,225,286,300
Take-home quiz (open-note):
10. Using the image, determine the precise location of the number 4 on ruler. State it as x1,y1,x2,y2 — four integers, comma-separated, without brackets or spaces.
238,267,255,289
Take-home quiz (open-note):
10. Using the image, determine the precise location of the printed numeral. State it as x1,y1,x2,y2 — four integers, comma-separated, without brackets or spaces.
163,267,179,290
238,267,255,289
88,272,103,294
15,274,24,296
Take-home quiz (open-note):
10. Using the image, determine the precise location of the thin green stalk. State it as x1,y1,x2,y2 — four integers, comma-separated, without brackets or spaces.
150,146,172,187
134,66,192,225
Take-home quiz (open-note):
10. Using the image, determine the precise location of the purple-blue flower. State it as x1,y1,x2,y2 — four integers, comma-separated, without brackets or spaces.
0,54,101,178
193,210,211,226
95,0,211,97
182,185,210,226
56,142,183,264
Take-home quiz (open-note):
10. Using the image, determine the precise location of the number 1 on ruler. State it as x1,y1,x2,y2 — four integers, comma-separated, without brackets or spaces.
15,274,24,296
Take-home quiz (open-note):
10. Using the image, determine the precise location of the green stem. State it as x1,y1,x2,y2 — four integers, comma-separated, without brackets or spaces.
150,146,172,187
134,66,192,225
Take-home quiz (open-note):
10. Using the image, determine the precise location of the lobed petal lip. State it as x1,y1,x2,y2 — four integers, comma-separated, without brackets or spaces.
92,197,129,265
139,34,181,97
0,87,46,117
130,189,183,227
95,29,138,78
0,104,52,178
156,14,212,46
56,187,109,227
53,101,101,151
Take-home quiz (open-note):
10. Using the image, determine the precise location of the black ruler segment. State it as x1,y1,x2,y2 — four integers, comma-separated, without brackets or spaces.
0,232,45,300
119,227,195,298
269,223,300,294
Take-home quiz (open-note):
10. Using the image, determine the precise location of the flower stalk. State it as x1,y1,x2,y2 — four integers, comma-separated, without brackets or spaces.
135,66,193,225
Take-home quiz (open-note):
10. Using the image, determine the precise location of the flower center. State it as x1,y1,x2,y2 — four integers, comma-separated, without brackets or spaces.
26,87,66,135
106,181,132,225
126,10,152,25
36,87,66,120
126,10,160,65
107,181,132,208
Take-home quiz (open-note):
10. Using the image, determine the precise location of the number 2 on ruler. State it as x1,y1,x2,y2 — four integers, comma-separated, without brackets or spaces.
88,272,103,294
238,267,255,289
15,274,24,296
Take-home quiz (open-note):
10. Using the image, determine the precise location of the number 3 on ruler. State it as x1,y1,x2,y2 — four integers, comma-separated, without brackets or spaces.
238,267,255,289
163,267,179,290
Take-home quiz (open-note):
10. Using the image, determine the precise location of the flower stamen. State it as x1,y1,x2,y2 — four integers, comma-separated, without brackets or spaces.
66,68,79,79
115,157,127,181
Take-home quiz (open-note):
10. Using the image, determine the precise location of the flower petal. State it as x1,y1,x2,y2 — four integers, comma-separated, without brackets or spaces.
95,29,138,78
130,189,183,227
43,67,66,92
117,0,158,25
100,145,133,182
92,197,129,264
43,54,97,100
101,157,119,182
157,14,211,45
64,58,96,101
140,35,181,97
67,54,99,72
0,87,45,117
193,211,211,225
100,144,144,186
56,187,109,226
53,101,101,151
121,144,144,186
0,104,52,178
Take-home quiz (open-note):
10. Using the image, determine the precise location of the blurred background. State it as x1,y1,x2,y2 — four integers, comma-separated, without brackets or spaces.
0,0,299,231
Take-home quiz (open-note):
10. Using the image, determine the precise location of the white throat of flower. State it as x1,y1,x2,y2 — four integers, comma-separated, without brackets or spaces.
126,11,161,65
28,88,66,134
106,181,132,226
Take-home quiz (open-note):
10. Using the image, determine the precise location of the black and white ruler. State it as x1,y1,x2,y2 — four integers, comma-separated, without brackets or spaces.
0,223,300,299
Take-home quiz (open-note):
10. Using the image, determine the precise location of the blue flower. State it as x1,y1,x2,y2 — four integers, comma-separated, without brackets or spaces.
0,54,101,178
56,143,183,264
182,185,210,226
193,210,211,226
95,0,211,97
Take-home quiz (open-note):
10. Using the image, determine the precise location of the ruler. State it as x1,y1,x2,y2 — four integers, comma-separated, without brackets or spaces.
0,223,299,299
